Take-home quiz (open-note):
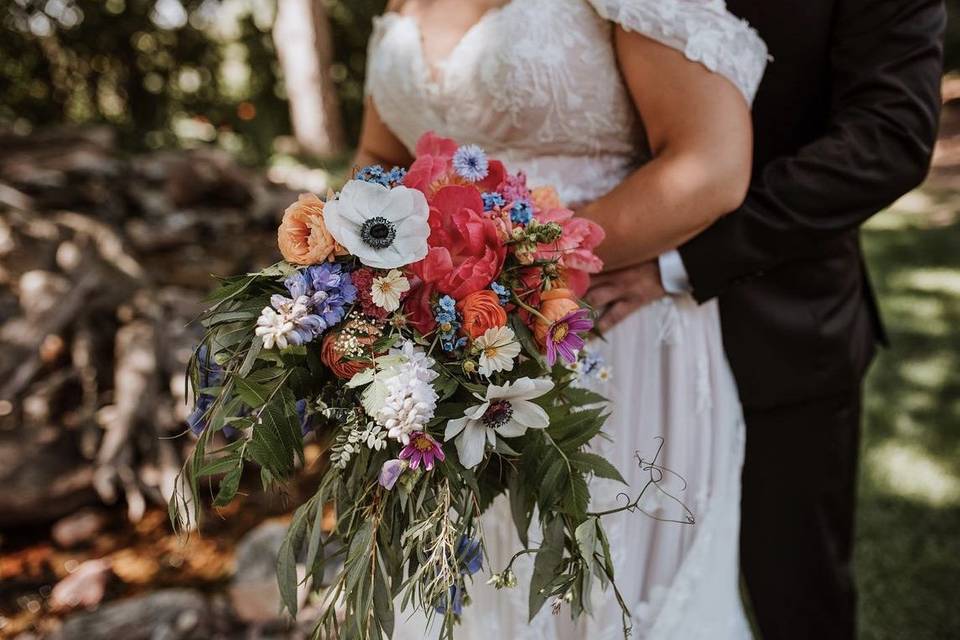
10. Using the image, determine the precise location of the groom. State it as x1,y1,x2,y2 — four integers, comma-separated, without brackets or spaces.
589,1,946,638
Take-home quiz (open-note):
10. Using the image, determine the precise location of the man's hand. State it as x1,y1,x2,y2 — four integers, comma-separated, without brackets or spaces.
586,261,667,332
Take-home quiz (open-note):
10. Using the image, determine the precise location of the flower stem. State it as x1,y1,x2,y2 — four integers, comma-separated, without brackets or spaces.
510,292,549,324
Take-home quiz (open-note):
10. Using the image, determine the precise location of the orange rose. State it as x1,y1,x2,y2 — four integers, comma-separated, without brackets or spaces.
277,193,341,265
530,186,562,212
457,290,508,339
320,319,381,380
533,288,580,347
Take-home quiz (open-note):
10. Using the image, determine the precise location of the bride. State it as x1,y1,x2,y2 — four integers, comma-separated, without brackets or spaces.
354,0,768,637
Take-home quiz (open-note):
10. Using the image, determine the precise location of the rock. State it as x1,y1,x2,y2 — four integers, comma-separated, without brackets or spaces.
228,521,297,624
51,508,108,548
51,589,214,640
49,558,112,613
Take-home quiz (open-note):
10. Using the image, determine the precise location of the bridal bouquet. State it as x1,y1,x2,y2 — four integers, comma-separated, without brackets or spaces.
175,132,627,638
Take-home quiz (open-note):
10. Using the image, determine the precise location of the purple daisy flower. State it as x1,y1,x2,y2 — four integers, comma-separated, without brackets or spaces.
545,308,593,366
398,431,445,471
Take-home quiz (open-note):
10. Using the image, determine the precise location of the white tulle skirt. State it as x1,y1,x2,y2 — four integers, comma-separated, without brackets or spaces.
394,296,751,639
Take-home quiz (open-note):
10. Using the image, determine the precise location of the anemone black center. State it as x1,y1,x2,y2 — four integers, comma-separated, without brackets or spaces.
360,216,397,249
482,400,514,429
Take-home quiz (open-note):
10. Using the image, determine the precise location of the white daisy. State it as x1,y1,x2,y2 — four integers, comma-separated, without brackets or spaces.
473,326,521,377
444,377,554,468
322,180,430,269
371,269,410,312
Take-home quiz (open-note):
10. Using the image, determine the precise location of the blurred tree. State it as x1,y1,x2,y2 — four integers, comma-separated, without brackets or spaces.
273,0,344,157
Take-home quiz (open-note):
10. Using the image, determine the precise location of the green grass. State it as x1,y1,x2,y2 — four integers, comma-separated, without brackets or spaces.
858,188,960,639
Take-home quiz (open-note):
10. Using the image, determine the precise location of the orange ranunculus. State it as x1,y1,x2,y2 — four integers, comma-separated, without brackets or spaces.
277,193,341,265
320,319,381,380
530,186,562,212
533,288,580,348
457,290,508,339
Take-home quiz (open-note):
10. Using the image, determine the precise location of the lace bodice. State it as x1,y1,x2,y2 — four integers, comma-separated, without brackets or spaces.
365,0,768,205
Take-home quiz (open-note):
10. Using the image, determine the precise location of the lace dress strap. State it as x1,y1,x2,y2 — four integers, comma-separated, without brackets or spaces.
585,0,768,104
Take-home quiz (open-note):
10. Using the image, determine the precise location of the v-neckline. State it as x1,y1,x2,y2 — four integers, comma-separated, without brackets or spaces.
385,1,516,86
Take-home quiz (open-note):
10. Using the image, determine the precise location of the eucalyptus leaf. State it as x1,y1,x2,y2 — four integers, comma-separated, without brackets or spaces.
212,463,242,507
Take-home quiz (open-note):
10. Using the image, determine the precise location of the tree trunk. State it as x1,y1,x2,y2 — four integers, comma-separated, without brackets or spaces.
273,0,346,158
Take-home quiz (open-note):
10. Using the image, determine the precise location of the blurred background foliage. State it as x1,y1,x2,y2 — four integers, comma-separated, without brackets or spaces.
0,0,387,164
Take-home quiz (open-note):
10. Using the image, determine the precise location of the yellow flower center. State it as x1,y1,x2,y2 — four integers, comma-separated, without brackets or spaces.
413,435,434,451
551,322,569,344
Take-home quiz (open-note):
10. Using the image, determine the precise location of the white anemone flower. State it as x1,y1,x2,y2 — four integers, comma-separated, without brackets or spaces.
323,179,430,269
371,269,410,312
444,377,554,468
473,326,521,377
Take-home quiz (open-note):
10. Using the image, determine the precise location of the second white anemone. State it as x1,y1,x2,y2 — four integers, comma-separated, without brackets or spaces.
444,377,554,468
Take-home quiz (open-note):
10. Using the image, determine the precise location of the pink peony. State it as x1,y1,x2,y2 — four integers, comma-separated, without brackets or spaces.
411,185,507,300
535,207,605,297
403,132,458,193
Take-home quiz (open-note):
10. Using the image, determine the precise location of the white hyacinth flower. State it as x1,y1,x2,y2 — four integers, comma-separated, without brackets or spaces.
445,377,554,468
255,307,293,349
323,180,430,269
254,295,311,349
371,269,410,312
375,341,439,444
473,326,521,377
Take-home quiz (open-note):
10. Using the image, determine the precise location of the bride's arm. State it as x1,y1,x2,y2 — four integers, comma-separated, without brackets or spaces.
580,27,753,271
353,97,415,170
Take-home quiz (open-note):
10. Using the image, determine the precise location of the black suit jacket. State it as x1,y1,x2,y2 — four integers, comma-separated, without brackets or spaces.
679,0,946,410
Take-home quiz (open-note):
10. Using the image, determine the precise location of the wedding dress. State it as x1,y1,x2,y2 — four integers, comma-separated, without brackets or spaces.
364,0,768,637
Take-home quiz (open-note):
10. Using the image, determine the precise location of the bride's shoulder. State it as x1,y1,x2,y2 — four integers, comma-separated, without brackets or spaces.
583,0,768,104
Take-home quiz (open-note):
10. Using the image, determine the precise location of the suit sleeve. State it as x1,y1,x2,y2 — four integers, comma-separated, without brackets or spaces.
678,0,946,303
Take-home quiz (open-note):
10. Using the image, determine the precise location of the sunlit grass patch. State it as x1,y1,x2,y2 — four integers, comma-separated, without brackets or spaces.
866,440,960,508
859,189,960,639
